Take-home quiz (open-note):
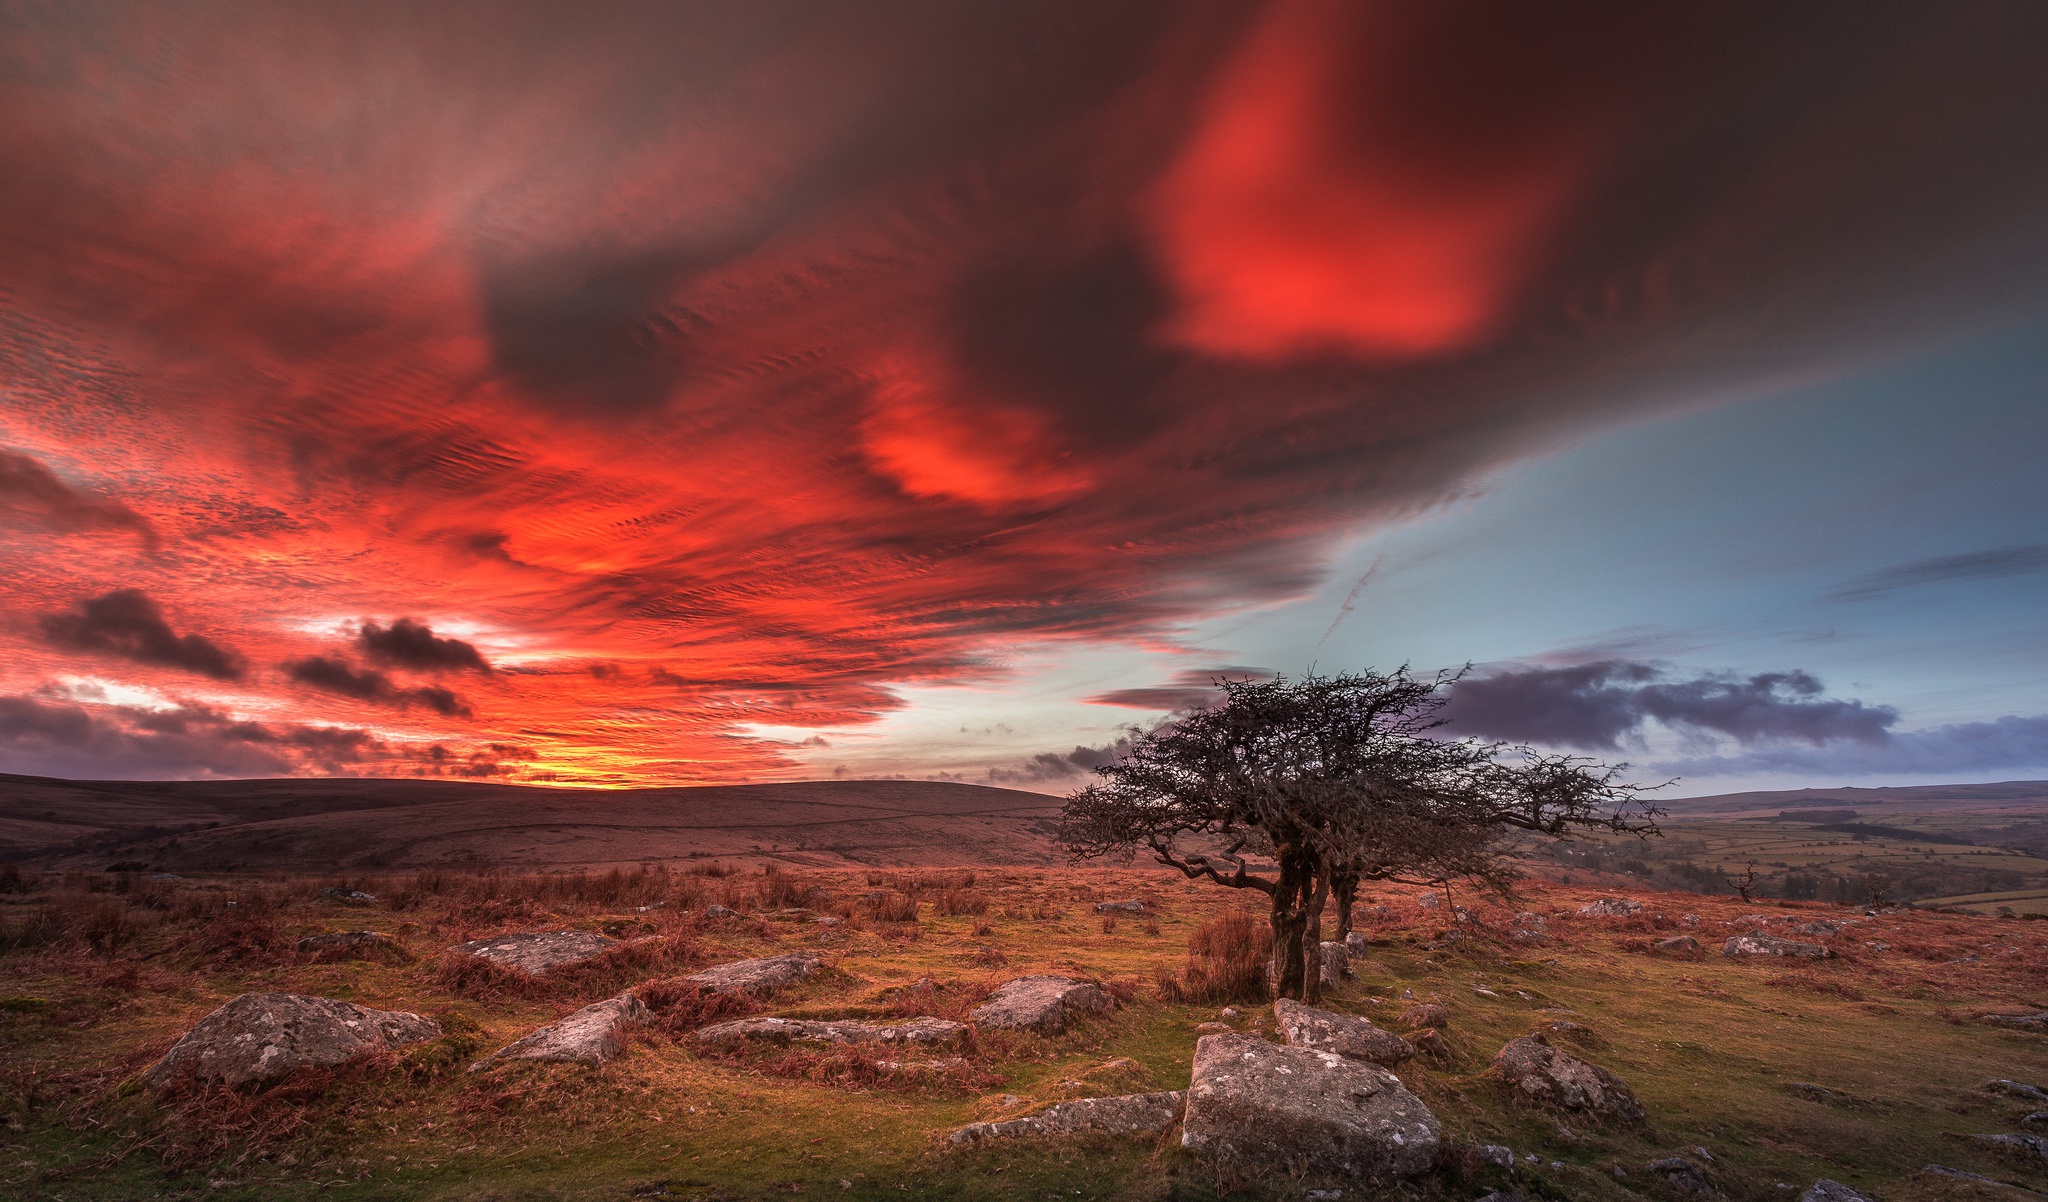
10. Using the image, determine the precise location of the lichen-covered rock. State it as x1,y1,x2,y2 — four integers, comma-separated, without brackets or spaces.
451,930,619,973
1317,941,1351,987
144,993,439,1090
696,1015,966,1047
1273,998,1413,1067
472,994,647,1069
1577,897,1642,917
1722,934,1829,959
1491,1035,1645,1125
682,953,820,996
1181,1033,1439,1181
1093,899,1147,915
296,930,401,960
1343,930,1371,954
1986,1078,2048,1101
970,975,1112,1034
949,1091,1185,1144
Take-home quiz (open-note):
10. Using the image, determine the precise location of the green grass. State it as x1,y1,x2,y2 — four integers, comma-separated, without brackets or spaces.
4,868,2048,1200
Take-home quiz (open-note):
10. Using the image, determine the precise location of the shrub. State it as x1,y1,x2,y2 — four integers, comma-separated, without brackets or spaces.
1159,909,1271,1005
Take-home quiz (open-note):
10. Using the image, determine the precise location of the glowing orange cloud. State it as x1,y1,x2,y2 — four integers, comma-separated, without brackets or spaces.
1150,0,1617,361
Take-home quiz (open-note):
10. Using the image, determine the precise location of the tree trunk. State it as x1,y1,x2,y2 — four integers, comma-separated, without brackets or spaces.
1331,863,1360,942
1267,843,1315,1001
1302,864,1330,1005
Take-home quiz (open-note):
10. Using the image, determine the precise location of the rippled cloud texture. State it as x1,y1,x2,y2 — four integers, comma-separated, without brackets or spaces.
4,1,2048,782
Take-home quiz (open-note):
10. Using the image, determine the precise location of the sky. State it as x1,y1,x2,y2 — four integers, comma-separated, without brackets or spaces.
2,1,2045,793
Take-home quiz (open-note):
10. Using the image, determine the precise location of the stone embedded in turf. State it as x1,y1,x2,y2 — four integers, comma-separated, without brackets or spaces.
1273,998,1414,1067
1985,1012,2048,1031
1491,1035,1647,1126
1092,899,1147,914
1653,935,1702,955
1984,1079,2048,1101
1577,897,1643,917
1971,1133,2048,1162
1180,1033,1440,1181
1799,1181,1874,1202
1722,933,1830,959
1317,940,1351,987
1401,1002,1448,1030
472,993,648,1069
970,975,1113,1034
144,992,440,1090
948,1090,1185,1144
452,930,619,973
695,1015,967,1047
295,929,401,960
1645,1156,1715,1195
682,953,820,996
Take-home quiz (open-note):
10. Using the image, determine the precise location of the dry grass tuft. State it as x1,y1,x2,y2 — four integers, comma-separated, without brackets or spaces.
1156,908,1271,1005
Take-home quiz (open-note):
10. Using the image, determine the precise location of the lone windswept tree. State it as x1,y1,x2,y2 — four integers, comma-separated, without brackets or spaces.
1058,669,1663,1002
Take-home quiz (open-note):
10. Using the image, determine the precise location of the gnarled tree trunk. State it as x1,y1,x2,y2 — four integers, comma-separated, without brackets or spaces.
1331,862,1361,943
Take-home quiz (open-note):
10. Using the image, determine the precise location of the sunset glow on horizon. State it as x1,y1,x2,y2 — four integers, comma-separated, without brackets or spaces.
5,2,2047,792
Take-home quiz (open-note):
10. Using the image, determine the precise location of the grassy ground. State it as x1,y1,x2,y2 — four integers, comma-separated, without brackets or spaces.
4,863,2048,1200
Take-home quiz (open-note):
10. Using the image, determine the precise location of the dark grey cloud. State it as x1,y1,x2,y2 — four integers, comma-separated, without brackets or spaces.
0,449,155,546
1829,544,2048,602
1444,660,1897,750
986,732,1140,786
284,656,475,718
39,589,245,681
358,617,492,674
1085,665,1275,711
0,693,379,780
1658,714,2048,777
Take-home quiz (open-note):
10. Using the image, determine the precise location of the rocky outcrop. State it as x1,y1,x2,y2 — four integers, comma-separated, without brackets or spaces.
144,993,439,1090
1273,998,1413,1067
682,954,820,997
472,994,647,1069
696,1015,966,1048
451,930,619,973
1577,897,1642,917
1180,1033,1440,1181
296,930,401,960
1491,1035,1646,1125
949,1091,1184,1144
1653,935,1702,955
1722,934,1829,959
970,975,1113,1034
1986,1079,2048,1101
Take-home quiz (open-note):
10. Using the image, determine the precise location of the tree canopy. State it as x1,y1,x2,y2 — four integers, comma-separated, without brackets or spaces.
1058,669,1663,1001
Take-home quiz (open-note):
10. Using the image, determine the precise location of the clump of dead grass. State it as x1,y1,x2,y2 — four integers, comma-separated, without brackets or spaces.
1156,908,1271,1005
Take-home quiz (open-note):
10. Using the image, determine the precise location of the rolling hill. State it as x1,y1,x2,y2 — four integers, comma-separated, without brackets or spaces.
0,774,1069,872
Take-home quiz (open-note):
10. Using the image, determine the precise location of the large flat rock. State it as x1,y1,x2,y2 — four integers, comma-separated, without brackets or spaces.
1180,1033,1440,1181
1274,998,1413,1067
1723,934,1830,959
1491,1035,1646,1125
144,992,440,1090
472,994,648,1069
697,1015,966,1047
683,953,820,996
950,1091,1185,1144
452,930,619,973
970,975,1113,1034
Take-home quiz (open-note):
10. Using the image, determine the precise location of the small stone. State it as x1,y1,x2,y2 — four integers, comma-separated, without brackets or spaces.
1646,1157,1715,1195
315,887,377,902
1415,892,1440,909
1476,1144,1515,1169
1409,1028,1451,1059
1577,897,1643,917
1092,899,1147,915
696,1016,967,1047
451,930,619,974
1722,934,1829,959
1652,935,1702,955
682,954,820,997
1195,1021,1231,1032
970,975,1113,1034
1490,1035,1646,1125
1318,940,1352,988
1344,930,1371,954
872,1056,969,1074
1799,1178,1874,1201
472,994,647,1068
295,930,400,960
703,904,740,918
948,1091,1185,1143
2021,1111,2048,1129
